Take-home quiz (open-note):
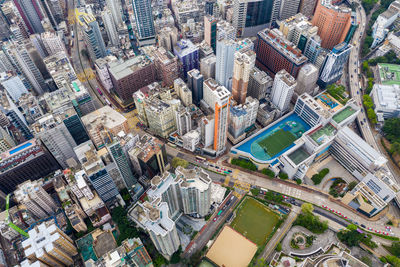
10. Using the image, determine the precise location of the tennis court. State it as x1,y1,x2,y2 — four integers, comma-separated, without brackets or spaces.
257,129,296,157
231,197,280,246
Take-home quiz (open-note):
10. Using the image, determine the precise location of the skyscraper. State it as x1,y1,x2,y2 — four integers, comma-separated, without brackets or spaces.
204,15,217,52
216,38,236,90
101,8,119,47
232,49,256,104
318,42,352,87
270,69,296,112
255,28,308,78
174,39,199,79
187,69,204,105
295,63,318,97
304,35,322,64
175,107,192,136
248,67,273,100
80,14,106,61
14,180,57,219
13,0,44,34
106,0,123,26
203,79,231,153
279,0,301,20
311,0,352,49
132,0,156,45
299,0,318,18
107,141,137,190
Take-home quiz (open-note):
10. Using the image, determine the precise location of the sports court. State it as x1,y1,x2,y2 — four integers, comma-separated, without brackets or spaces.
206,226,257,267
231,197,280,246
258,129,296,156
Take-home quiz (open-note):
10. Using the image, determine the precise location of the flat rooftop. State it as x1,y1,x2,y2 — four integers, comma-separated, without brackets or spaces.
309,123,337,145
316,93,343,113
288,147,310,165
332,106,356,124
378,63,400,85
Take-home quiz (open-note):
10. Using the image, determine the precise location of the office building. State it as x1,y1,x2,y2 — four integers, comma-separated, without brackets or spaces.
158,26,179,52
101,8,119,47
80,14,107,61
318,42,352,87
0,72,28,102
174,39,199,79
132,0,156,45
129,199,180,257
13,0,44,34
299,0,318,18
200,115,214,148
255,28,308,78
41,31,66,56
22,221,78,266
204,16,217,52
106,0,123,26
0,139,60,196
81,106,129,149
248,67,273,100
32,114,78,169
187,69,204,105
279,0,301,20
70,80,96,116
200,55,216,80
0,127,15,153
128,134,167,178
271,69,296,112
311,0,352,49
304,35,322,64
371,84,400,122
174,78,192,106
295,64,318,98
217,20,236,41
94,56,118,93
203,79,231,152
232,0,277,37
371,1,400,48
176,107,192,136
43,52,77,90
182,130,200,152
228,97,259,143
232,50,256,104
14,180,57,219
109,55,157,102
107,141,137,190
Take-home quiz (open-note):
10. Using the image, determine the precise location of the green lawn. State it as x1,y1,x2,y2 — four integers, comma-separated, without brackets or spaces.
257,129,296,156
231,197,280,246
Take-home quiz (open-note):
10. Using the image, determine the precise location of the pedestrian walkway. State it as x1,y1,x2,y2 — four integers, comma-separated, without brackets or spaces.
224,176,230,187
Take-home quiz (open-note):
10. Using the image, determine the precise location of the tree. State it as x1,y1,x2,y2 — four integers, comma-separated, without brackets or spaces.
301,203,314,214
294,212,328,234
276,242,282,252
389,242,400,257
170,246,182,264
337,229,362,247
251,258,269,267
383,118,400,143
261,168,275,178
348,181,357,191
391,142,400,155
251,188,260,196
231,158,257,171
347,224,358,231
386,255,400,267
81,49,89,59
367,108,377,124
279,172,288,180
296,178,302,185
171,157,189,168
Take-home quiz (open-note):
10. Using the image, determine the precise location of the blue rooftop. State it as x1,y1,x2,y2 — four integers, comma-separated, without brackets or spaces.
9,142,32,155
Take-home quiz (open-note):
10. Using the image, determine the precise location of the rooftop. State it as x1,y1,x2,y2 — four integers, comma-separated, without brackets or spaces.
81,106,127,132
308,123,337,145
378,63,400,85
108,55,153,80
288,146,311,165
332,106,357,124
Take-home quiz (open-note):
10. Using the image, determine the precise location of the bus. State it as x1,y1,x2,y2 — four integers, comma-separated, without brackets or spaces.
223,171,230,175
196,156,206,162
168,142,177,148
217,210,223,216
97,88,103,96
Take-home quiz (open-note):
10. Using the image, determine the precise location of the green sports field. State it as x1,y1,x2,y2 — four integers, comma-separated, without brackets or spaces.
257,129,296,156
231,197,280,246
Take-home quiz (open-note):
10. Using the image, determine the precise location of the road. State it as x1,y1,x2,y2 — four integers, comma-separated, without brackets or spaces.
68,0,103,109
182,194,240,259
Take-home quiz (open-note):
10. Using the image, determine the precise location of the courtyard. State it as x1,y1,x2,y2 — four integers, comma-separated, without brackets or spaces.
231,197,280,246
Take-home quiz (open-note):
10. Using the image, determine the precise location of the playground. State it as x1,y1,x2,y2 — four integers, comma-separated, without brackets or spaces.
231,197,280,246
258,129,297,157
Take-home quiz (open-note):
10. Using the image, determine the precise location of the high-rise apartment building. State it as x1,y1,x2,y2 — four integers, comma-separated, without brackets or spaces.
248,67,273,100
32,113,78,169
109,55,157,102
0,73,28,102
152,47,179,88
200,55,216,80
132,0,156,45
279,0,301,20
175,107,192,136
173,39,199,79
43,52,77,90
255,28,308,78
158,26,179,52
80,14,106,61
228,97,259,143
41,31,66,56
108,141,137,190
203,79,231,153
232,50,256,104
94,56,118,92
106,0,123,26
13,0,44,34
295,64,318,97
318,42,352,87
101,8,119,47
311,0,352,49
187,69,204,105
299,0,318,18
0,127,15,153
304,35,322,64
232,0,277,37
14,180,57,219
204,15,217,52
270,69,296,112
0,139,60,196
22,221,78,266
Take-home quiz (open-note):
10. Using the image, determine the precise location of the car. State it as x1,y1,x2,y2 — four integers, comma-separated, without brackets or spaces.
355,222,359,225
228,170,233,173
361,224,366,228
213,217,217,222
363,118,366,122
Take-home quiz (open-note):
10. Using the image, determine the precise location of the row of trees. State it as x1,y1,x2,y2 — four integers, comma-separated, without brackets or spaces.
294,204,329,234
363,95,377,124
231,158,257,171
383,118,400,156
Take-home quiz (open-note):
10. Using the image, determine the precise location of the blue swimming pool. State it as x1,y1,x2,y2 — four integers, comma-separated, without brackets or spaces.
233,113,311,163
9,142,32,155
